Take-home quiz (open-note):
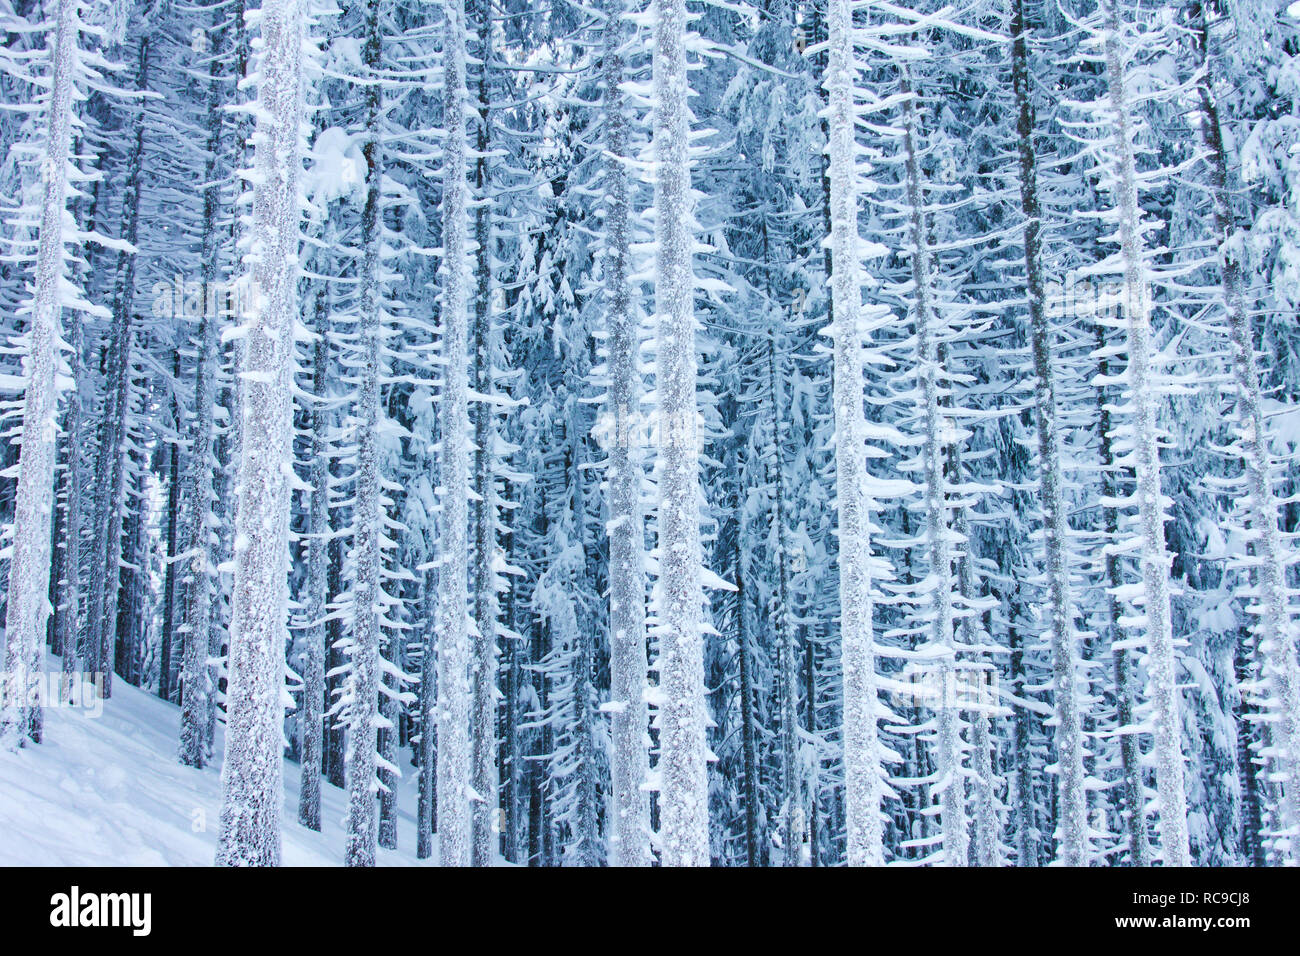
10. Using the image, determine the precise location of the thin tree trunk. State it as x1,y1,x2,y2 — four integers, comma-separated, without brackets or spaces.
949,441,1000,866
417,567,437,857
158,372,181,703
734,508,760,865
1196,7,1300,864
298,290,330,831
179,11,229,769
57,139,97,697
1100,0,1189,865
769,319,802,867
469,0,499,864
901,74,968,866
89,35,151,702
1096,319,1151,866
1010,0,1089,866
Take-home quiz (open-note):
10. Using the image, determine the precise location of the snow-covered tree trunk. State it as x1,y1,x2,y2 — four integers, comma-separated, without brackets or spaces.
1007,623,1041,865
344,0,385,869
89,34,151,701
1236,646,1267,866
377,656,399,850
1009,0,1088,866
323,466,346,786
732,514,761,865
469,0,499,864
1197,21,1300,864
179,13,229,771
411,379,440,861
802,620,821,866
159,369,182,704
651,0,709,867
56,127,102,696
1096,323,1151,866
901,79,968,867
825,0,883,867
298,291,329,831
1100,0,1189,866
770,333,802,867
499,561,522,862
214,0,309,867
209,0,256,764
0,0,79,749
601,0,651,869
56,240,88,689
567,416,602,866
950,444,1000,867
176,295,220,770
116,447,147,683
416,566,437,859
436,0,473,868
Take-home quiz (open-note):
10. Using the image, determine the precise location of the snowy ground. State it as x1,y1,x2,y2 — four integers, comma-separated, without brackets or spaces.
0,655,436,866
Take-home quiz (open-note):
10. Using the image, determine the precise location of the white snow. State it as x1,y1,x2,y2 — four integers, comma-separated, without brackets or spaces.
0,656,437,866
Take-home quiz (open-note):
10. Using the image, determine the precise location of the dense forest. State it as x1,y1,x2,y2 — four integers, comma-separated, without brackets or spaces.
0,0,1298,868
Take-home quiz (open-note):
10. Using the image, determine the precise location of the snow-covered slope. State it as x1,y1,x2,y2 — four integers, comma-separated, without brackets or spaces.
0,657,435,866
